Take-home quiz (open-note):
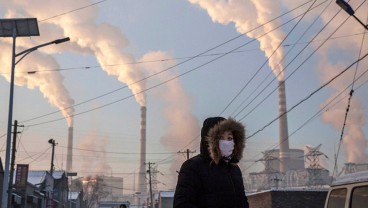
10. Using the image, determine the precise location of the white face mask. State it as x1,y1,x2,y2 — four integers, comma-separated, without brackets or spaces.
219,140,235,157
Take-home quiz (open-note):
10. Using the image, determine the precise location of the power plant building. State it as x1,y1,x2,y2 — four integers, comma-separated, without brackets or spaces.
263,149,305,172
245,81,331,192
245,148,331,192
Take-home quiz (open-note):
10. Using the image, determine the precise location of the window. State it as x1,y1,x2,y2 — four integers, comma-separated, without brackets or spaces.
351,186,368,208
327,188,347,208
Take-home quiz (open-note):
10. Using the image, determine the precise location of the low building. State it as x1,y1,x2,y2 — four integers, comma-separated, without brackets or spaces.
158,191,174,208
69,191,85,208
27,170,69,208
247,188,328,208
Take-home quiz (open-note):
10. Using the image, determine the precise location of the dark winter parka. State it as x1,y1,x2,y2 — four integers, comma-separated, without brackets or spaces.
173,117,249,208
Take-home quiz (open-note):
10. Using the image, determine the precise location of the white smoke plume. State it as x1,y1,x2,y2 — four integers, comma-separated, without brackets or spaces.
0,43,75,126
320,58,368,163
0,0,146,110
191,0,368,164
308,0,368,164
282,0,368,163
0,2,78,126
188,0,286,80
139,51,200,170
78,130,111,176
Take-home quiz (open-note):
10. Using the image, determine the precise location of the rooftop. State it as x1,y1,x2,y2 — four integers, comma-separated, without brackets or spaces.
332,170,368,186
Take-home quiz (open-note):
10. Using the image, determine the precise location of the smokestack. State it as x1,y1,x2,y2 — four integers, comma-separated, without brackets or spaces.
66,126,73,172
278,80,290,173
138,106,147,201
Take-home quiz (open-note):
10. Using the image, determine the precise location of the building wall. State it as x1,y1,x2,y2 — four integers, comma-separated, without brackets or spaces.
246,168,331,192
247,190,328,208
247,191,272,208
99,176,124,202
159,198,173,208
265,149,305,172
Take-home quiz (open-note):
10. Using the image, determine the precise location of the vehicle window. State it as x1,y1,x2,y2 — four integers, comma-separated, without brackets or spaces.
351,185,368,208
327,188,347,208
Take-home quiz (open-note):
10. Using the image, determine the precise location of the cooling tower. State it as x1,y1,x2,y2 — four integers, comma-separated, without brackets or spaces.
138,106,147,201
278,80,290,173
66,126,73,172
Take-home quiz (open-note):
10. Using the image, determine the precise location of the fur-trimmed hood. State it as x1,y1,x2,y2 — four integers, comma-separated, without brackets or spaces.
206,118,246,164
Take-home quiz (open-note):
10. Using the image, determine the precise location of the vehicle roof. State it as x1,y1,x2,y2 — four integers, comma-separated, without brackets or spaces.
332,171,368,186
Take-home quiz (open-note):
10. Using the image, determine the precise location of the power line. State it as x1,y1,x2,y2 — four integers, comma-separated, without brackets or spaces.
20,36,248,125
220,0,322,116
132,2,330,169
58,145,177,155
247,52,368,139
241,66,368,173
230,0,333,118
38,0,108,22
23,14,305,127
332,1,368,179
236,0,359,122
235,0,339,121
19,0,318,126
0,31,362,77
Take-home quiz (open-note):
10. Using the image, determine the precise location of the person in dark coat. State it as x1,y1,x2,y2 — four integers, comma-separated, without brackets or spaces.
173,117,249,208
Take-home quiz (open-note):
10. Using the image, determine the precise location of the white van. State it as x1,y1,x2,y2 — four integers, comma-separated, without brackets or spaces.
324,171,368,208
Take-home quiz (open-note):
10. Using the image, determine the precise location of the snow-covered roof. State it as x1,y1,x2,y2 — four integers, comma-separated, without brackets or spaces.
26,170,66,186
270,187,329,192
69,192,80,200
159,191,174,198
27,171,47,185
332,171,368,186
246,187,328,196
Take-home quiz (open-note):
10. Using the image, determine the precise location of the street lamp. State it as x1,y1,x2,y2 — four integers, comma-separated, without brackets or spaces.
336,0,368,30
0,18,70,208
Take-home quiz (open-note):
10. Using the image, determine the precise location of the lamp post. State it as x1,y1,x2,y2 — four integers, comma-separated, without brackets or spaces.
0,18,70,208
336,0,368,30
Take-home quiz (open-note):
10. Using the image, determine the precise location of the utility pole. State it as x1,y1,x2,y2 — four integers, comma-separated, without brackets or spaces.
146,162,155,208
8,120,22,207
178,149,196,160
48,139,57,176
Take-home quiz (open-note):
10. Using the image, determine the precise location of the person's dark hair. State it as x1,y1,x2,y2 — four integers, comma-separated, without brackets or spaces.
200,117,226,156
201,117,226,138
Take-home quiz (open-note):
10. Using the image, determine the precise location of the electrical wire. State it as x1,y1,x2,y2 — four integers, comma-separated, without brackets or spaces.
142,1,328,167
332,1,368,180
220,0,321,116
19,0,317,126
241,67,368,173
239,0,368,173
76,0,332,169
10,0,366,180
38,0,108,22
237,0,365,122
0,31,363,76
58,145,177,155
23,23,296,127
236,0,342,121
230,0,333,118
17,147,51,164
248,52,368,139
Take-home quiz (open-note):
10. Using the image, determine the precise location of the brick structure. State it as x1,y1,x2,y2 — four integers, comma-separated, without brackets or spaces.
247,189,328,208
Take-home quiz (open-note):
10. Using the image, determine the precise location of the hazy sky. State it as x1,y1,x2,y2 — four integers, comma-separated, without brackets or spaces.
0,0,367,193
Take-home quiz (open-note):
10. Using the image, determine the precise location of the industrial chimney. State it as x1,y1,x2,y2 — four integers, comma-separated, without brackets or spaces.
66,126,73,172
138,106,147,202
278,80,290,173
